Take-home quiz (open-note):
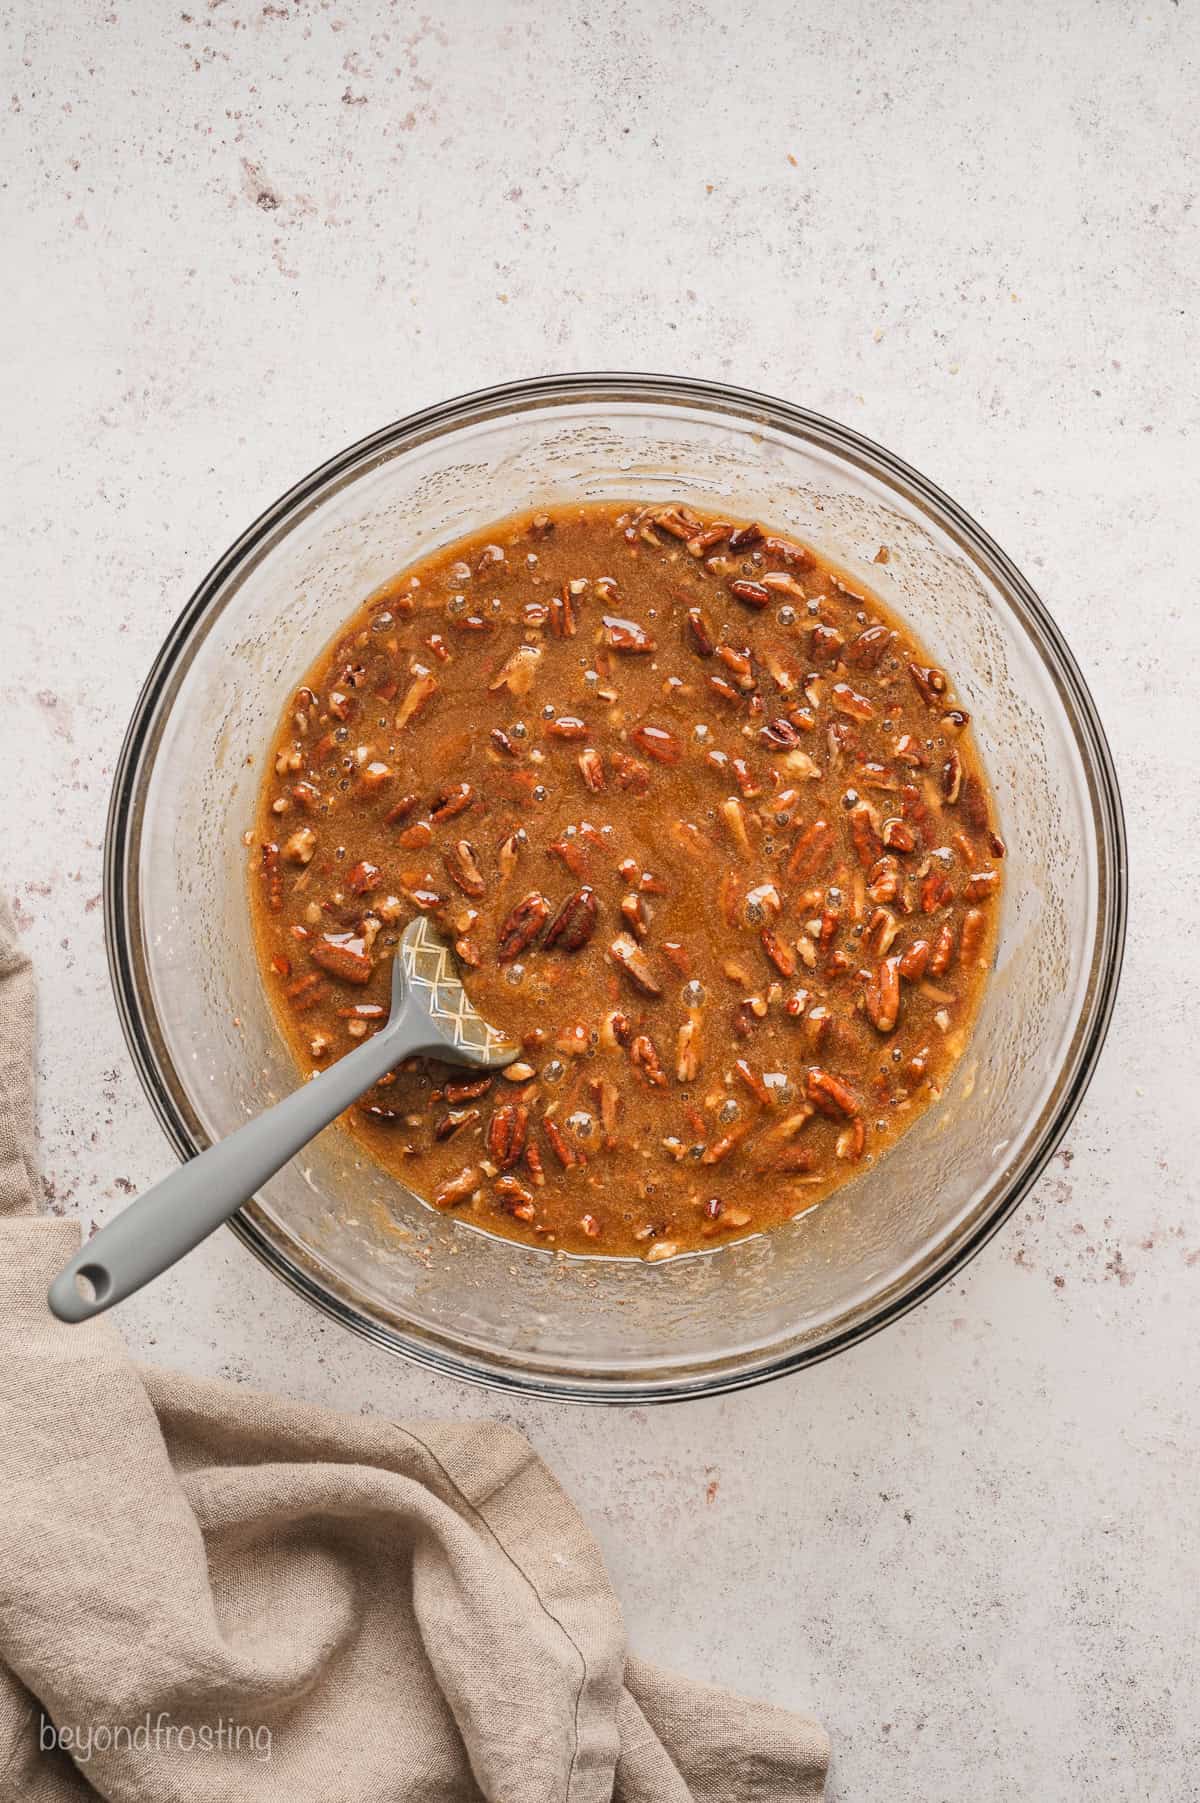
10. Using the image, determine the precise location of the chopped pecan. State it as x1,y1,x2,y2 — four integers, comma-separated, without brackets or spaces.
867,854,902,904
620,891,650,940
346,859,381,894
495,1174,537,1218
384,793,420,826
727,522,764,551
629,1034,668,1087
589,1075,620,1138
809,624,844,664
545,714,587,740
445,1075,493,1104
928,921,956,976
602,614,656,653
629,723,681,765
544,886,599,952
785,818,835,883
964,870,999,901
962,775,991,835
610,750,651,792
895,733,928,768
607,933,662,996
550,584,577,638
880,817,916,852
488,643,543,696
433,1167,480,1209
310,934,373,985
444,840,486,897
806,1067,860,1117
848,802,880,867
836,1118,866,1162
761,535,814,569
260,842,283,912
761,927,797,977
676,1016,701,1082
760,717,802,749
430,782,476,822
497,891,550,962
435,1107,481,1141
921,869,955,913
577,747,606,792
832,682,875,722
734,1059,772,1105
907,662,948,708
844,624,893,668
497,831,524,880
283,827,318,865
941,750,963,804
700,1124,748,1165
686,607,715,655
396,665,439,728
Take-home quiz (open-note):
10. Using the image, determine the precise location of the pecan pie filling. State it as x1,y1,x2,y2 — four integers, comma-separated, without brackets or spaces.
250,502,1002,1259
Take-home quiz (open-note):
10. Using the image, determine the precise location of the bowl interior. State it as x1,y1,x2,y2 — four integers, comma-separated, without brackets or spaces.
113,382,1119,1397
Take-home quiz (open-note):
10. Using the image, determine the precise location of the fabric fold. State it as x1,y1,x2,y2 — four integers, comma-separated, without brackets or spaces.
0,896,827,1802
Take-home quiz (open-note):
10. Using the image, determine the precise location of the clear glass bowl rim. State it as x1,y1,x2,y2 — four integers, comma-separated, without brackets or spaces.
103,371,1128,1403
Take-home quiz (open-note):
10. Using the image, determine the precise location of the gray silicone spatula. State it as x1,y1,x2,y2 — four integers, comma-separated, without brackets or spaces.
47,916,519,1323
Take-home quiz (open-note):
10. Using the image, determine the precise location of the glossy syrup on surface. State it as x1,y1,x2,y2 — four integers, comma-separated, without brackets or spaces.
250,502,1003,1260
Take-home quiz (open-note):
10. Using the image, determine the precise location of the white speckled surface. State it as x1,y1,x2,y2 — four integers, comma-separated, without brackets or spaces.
3,1,1197,1795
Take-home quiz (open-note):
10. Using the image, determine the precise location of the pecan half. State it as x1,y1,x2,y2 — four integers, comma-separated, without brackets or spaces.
497,891,549,962
848,802,881,867
486,1102,528,1170
544,886,599,952
960,907,987,966
863,956,902,1033
729,578,771,609
898,937,931,981
542,1115,581,1168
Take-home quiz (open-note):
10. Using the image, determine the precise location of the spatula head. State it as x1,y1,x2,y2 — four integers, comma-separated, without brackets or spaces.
392,915,520,1068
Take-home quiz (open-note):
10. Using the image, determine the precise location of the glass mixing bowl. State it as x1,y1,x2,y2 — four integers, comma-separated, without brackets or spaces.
105,374,1126,1402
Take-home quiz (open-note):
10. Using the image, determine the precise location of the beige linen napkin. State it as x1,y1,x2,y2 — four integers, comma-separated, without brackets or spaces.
0,897,828,1803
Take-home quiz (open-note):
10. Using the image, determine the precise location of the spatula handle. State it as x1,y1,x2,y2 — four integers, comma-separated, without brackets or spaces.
46,1017,432,1323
